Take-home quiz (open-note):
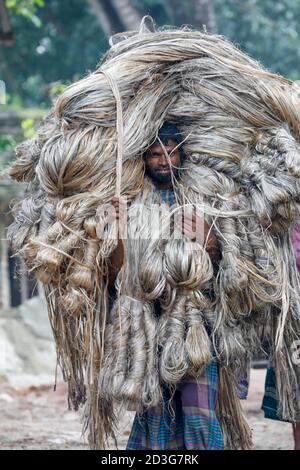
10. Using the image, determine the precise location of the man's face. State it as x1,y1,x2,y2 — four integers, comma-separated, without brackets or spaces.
144,139,181,184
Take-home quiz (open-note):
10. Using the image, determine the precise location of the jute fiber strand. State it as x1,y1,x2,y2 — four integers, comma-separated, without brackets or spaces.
7,16,300,449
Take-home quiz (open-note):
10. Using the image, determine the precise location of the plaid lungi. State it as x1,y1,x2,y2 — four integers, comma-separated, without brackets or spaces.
261,367,282,421
126,360,224,450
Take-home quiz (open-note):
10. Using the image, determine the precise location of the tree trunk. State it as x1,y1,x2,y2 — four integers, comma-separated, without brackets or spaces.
86,0,120,35
0,0,14,45
195,0,216,33
87,0,141,35
110,0,142,30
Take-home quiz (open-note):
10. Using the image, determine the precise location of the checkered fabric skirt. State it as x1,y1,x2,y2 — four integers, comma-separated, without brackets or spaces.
126,360,224,450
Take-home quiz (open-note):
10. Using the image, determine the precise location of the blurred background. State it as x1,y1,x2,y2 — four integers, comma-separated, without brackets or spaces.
0,0,299,450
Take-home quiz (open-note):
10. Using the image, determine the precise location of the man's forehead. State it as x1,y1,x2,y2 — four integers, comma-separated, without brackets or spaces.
148,139,177,151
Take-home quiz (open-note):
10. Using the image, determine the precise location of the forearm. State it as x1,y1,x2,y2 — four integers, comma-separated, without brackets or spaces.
107,238,124,287
206,235,221,266
204,225,222,267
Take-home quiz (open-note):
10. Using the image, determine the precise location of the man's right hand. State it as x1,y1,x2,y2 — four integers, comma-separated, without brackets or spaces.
106,196,126,287
109,196,127,237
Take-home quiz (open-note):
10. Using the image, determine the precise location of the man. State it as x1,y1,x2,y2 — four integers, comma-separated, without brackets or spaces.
107,122,224,450
108,123,220,287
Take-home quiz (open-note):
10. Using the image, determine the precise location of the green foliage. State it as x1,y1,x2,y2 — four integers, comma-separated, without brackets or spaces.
48,80,69,101
1,0,300,108
0,134,18,153
135,0,300,80
0,110,43,171
21,117,35,138
5,0,45,26
215,0,300,81
0,0,106,107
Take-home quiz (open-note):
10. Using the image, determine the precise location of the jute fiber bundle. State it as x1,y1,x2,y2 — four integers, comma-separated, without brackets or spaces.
8,17,300,449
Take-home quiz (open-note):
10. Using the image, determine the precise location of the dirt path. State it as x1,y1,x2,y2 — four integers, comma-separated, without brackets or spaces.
0,369,294,450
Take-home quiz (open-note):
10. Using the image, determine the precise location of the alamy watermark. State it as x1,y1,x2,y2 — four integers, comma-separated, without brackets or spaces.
95,198,207,249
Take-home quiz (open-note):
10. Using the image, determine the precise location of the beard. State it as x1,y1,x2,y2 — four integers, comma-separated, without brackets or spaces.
146,167,179,184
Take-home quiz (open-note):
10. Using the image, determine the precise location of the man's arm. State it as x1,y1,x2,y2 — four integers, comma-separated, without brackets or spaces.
203,221,222,266
106,197,125,287
107,237,124,287
182,210,222,266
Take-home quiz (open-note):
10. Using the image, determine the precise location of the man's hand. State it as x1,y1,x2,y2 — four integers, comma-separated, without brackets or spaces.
109,196,127,237
181,209,205,243
180,208,221,264
106,196,127,287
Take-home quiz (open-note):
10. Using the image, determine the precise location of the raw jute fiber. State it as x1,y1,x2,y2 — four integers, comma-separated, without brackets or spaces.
7,17,300,449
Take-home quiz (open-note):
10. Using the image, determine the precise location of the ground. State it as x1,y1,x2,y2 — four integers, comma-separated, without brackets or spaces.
0,369,294,450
